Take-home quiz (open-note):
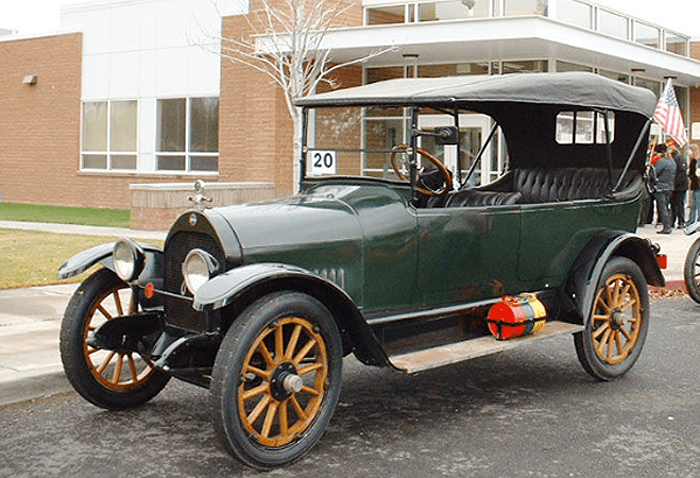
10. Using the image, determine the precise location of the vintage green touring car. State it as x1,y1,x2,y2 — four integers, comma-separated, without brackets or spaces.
58,72,664,469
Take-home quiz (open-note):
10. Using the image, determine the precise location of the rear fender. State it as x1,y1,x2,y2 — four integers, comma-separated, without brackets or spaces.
193,263,390,367
563,231,664,324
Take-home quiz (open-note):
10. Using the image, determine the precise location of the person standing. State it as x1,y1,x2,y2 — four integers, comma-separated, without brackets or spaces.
653,143,676,234
668,140,689,228
688,144,700,225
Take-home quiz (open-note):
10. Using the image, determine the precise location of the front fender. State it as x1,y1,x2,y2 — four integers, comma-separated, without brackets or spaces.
58,242,116,279
57,241,163,283
193,263,391,368
564,231,664,324
193,263,339,311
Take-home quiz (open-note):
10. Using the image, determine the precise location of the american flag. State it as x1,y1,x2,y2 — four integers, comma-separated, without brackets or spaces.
654,78,688,147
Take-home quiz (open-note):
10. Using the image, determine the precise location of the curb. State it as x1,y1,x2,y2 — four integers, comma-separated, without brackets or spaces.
0,366,71,407
651,279,687,292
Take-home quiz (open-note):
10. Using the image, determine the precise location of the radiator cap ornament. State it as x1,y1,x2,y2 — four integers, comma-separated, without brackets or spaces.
188,179,212,211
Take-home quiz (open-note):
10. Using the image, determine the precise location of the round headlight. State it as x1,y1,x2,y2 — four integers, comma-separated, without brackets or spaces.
113,239,144,282
182,249,219,295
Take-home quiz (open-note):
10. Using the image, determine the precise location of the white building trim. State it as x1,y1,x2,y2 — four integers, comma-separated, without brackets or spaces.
288,15,700,86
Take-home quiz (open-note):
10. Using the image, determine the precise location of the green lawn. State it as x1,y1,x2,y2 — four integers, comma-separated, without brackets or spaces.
0,202,130,228
0,203,159,289
0,229,162,289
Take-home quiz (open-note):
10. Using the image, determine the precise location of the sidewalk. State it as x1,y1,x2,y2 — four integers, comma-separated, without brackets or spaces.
0,221,166,406
0,221,694,406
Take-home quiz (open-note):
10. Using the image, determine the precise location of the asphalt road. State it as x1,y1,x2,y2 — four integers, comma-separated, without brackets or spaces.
1,295,699,478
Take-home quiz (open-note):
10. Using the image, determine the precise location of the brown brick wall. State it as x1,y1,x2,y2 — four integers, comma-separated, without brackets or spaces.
691,86,700,141
0,34,201,210
0,33,83,206
0,3,366,209
219,15,292,195
220,5,363,197
690,41,700,144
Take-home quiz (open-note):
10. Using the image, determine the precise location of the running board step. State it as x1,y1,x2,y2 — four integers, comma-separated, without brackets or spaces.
389,321,584,374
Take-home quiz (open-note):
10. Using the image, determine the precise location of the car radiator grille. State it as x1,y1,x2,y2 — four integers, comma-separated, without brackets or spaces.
164,231,224,332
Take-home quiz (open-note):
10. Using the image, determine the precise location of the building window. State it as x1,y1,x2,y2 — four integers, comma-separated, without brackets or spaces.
366,67,405,84
633,77,661,97
81,100,137,171
418,0,490,21
503,0,547,16
598,9,628,39
666,32,688,56
634,22,660,49
418,62,489,77
555,61,592,73
156,97,219,172
598,69,629,84
555,0,591,29
502,60,548,74
366,4,406,24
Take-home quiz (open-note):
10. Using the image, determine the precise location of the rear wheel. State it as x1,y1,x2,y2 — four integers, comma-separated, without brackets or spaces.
684,238,700,303
210,292,342,470
574,257,649,381
60,268,170,409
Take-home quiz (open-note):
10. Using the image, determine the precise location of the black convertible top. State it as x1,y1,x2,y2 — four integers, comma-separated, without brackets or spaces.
297,72,657,117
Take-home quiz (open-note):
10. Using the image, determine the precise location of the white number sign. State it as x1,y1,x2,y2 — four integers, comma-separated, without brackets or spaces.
308,150,337,176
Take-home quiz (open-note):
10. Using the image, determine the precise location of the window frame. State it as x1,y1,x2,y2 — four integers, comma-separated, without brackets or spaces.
80,99,138,172
156,96,220,173
555,110,615,145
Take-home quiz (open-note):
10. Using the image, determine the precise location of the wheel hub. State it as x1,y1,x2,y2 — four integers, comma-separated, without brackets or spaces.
610,309,626,330
269,362,302,401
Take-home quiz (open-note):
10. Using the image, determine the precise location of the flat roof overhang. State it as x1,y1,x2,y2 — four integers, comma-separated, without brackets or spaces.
257,15,700,87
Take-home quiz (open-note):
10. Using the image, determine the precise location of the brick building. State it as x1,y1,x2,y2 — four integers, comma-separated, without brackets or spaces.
1,0,700,224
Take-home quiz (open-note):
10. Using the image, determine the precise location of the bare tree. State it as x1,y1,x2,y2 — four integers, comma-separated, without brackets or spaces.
215,0,392,190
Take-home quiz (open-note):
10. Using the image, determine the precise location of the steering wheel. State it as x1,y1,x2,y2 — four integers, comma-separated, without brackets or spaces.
390,144,452,197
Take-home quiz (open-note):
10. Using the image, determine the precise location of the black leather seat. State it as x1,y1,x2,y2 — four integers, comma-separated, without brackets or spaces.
513,168,641,203
423,168,641,208
442,190,522,207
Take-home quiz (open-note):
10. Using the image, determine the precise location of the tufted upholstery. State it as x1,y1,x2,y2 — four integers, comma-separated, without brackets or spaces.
513,168,640,203
441,190,522,207
424,167,641,208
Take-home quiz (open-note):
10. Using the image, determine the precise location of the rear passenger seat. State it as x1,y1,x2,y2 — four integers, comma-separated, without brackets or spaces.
427,167,642,207
513,168,641,203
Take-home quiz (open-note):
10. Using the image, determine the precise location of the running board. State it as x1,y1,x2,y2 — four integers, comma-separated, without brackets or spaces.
389,321,584,374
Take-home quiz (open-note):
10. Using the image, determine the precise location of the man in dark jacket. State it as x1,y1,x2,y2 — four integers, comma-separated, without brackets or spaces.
668,141,689,228
653,143,677,234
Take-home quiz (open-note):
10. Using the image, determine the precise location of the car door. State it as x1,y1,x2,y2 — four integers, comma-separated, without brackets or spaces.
417,204,521,308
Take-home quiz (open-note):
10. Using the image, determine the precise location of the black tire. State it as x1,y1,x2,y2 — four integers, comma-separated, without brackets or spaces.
574,257,649,381
59,268,170,409
209,292,343,470
684,238,700,303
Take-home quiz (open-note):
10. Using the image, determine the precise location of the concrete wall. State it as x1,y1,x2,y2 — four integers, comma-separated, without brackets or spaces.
130,181,276,229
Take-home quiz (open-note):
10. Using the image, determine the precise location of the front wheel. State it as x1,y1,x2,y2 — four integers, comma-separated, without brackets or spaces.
59,268,170,409
684,238,700,303
574,257,649,381
209,292,343,470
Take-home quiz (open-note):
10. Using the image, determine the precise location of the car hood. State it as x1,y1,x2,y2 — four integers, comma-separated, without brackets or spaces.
212,184,368,261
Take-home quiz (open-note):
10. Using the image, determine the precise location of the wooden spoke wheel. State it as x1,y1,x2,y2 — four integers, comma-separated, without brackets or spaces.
238,316,328,447
590,272,642,365
575,257,649,381
684,238,700,303
210,292,342,470
60,268,170,409
390,144,452,196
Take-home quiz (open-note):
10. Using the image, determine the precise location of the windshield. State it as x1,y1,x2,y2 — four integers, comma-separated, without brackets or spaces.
303,105,506,188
